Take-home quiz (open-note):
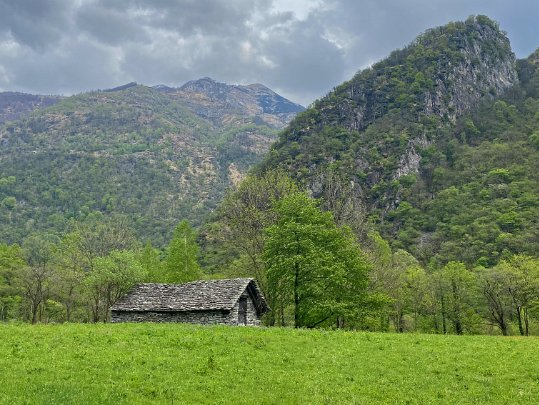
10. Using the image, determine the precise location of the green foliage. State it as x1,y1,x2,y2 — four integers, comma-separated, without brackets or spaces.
264,192,370,328
257,17,537,269
434,262,481,335
0,86,282,245
200,169,299,305
0,217,147,323
84,250,146,322
0,243,24,321
164,220,201,283
141,241,165,282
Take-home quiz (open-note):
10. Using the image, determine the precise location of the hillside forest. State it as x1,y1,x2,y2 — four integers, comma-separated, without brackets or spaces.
0,16,538,336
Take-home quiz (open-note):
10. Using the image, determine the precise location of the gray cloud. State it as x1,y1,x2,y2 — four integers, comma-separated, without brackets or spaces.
0,0,74,50
0,0,537,105
76,3,149,46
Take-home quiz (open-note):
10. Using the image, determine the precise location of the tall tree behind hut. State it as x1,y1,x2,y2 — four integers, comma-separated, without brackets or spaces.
165,220,202,283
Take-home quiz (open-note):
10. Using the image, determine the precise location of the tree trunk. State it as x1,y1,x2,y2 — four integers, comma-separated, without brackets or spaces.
498,311,508,336
524,307,529,336
451,280,463,335
392,308,404,333
294,262,300,328
31,302,38,324
440,294,447,334
516,306,524,336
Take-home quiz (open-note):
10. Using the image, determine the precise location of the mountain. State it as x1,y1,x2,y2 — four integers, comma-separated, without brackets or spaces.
0,92,62,125
258,15,539,266
0,80,304,245
154,77,304,128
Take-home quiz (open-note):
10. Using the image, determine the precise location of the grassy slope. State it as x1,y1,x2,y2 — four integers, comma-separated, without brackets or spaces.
1,324,538,404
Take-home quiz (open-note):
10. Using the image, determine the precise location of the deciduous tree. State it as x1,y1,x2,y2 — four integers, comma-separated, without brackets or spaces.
165,220,201,283
264,192,370,328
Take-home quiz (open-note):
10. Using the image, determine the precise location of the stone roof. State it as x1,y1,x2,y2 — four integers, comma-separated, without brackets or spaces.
110,278,269,315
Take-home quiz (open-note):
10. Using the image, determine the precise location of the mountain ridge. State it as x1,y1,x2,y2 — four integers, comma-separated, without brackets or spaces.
253,15,538,266
0,80,303,244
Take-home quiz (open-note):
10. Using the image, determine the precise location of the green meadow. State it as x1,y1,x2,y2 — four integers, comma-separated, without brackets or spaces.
1,323,538,404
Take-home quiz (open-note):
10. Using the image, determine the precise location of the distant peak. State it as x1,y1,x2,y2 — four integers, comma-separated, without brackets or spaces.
152,84,173,91
186,77,218,85
179,77,223,92
104,82,138,92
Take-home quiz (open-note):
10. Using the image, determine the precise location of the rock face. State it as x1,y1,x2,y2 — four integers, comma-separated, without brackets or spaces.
260,15,523,232
311,16,517,134
0,92,62,125
154,77,304,129
266,16,518,180
420,21,517,122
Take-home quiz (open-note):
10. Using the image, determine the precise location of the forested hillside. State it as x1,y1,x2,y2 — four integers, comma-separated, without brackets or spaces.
0,80,303,245
0,92,62,125
259,15,539,267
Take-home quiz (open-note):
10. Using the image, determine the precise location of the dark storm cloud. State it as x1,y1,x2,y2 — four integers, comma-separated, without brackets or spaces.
93,0,267,36
0,0,537,105
0,0,73,49
76,3,149,45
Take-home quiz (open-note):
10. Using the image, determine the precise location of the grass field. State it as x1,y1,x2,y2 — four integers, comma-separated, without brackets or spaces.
0,323,538,404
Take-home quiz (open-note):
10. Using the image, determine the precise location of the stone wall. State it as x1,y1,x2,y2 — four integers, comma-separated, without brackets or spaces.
227,292,260,326
111,292,261,326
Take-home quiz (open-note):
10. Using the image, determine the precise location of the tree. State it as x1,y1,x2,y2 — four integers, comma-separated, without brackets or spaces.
218,169,298,290
141,241,165,282
435,262,478,335
19,234,59,323
264,192,370,328
400,252,429,332
477,266,511,335
54,232,88,322
315,169,369,241
54,216,137,322
501,255,539,336
165,220,201,283
364,231,394,331
0,243,25,321
84,250,145,322
57,217,138,322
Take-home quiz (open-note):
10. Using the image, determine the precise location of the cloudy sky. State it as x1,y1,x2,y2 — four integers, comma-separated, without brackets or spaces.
0,0,538,105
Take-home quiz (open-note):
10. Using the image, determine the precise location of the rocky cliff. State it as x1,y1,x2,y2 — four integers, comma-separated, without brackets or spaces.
309,16,517,134
154,77,303,129
264,16,518,186
257,16,538,265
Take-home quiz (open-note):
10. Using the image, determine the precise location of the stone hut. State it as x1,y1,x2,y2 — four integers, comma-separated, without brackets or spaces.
110,278,269,326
